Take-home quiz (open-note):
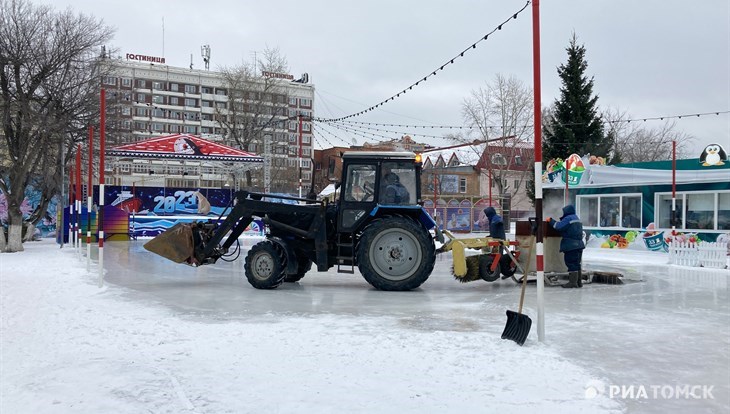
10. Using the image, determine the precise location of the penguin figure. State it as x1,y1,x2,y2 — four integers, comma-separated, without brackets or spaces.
700,144,727,166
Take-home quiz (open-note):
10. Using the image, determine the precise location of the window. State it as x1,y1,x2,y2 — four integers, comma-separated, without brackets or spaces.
344,165,376,202
657,194,684,229
134,121,147,131
301,159,311,168
621,196,641,228
215,102,226,109
184,98,196,107
300,98,311,107
201,87,213,94
152,108,165,118
121,78,132,87
169,83,179,92
169,97,179,105
459,177,467,193
379,161,416,205
719,193,730,230
577,194,642,228
515,155,523,165
289,97,298,106
302,135,311,144
152,81,164,90
152,95,164,104
183,125,197,134
599,196,620,227
491,153,507,166
103,76,117,86
686,193,715,230
152,123,164,132
202,100,213,107
136,93,146,102
121,120,131,129
289,134,297,143
136,79,146,88
302,123,311,132
135,107,148,116
121,107,131,115
302,148,311,157
184,85,196,93
215,89,227,96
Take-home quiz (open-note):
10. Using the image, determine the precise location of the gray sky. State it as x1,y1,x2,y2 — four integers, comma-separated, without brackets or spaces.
41,0,729,156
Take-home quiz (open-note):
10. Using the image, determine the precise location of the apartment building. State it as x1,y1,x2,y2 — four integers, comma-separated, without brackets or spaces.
100,56,315,193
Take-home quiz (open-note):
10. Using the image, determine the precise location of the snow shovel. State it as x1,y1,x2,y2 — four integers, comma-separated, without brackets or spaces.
501,235,534,346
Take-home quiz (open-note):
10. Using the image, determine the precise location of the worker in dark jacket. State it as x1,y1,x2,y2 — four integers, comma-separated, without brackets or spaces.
484,207,506,240
547,204,585,288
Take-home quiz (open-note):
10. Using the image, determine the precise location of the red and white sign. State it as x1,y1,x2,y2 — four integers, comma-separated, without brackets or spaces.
261,71,294,80
126,53,166,64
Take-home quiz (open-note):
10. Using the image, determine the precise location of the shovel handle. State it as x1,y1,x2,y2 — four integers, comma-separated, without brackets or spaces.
518,235,535,314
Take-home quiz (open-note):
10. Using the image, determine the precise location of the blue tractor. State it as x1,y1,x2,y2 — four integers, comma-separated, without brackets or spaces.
145,151,440,291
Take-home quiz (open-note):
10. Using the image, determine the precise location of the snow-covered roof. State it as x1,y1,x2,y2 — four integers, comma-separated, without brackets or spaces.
423,145,484,167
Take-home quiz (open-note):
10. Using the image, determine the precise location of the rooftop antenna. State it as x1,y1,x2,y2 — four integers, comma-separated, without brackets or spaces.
201,44,211,70
189,53,193,70
162,17,165,58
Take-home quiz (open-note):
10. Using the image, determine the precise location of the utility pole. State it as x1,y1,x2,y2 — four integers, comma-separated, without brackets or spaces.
298,114,303,198
264,134,272,193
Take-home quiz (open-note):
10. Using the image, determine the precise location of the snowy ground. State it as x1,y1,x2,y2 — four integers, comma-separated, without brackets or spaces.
1,238,728,414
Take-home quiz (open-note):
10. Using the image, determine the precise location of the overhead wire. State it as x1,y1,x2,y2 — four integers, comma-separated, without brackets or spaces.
314,1,531,122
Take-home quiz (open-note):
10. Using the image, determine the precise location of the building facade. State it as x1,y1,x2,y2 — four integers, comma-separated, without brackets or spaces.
99,57,315,194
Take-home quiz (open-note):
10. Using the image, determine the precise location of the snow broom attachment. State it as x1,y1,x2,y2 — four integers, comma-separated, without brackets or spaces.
143,223,196,264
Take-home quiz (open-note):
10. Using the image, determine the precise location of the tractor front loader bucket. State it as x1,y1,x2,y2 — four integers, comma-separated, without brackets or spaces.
143,223,195,264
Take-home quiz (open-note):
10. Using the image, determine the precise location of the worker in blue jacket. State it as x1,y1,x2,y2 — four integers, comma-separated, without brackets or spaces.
484,206,506,240
547,204,585,288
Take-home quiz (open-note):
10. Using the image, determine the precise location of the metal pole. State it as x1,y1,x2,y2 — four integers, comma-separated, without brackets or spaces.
671,140,676,237
99,88,106,287
68,158,74,249
532,0,545,342
75,145,82,258
87,126,93,271
564,157,570,205
298,114,303,198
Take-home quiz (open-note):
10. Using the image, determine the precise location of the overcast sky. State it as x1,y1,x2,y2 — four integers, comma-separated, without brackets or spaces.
39,0,730,157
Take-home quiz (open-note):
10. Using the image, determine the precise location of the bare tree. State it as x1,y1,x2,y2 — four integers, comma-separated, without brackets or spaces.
216,47,296,189
460,74,534,209
0,0,113,252
601,107,695,163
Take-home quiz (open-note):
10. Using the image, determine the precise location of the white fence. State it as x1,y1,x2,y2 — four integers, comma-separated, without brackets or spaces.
669,241,728,269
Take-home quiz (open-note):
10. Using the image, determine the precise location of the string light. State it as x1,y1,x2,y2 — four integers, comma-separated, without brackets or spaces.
314,1,531,123
321,110,729,131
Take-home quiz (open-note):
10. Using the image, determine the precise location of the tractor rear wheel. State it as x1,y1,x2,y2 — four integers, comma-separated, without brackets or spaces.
285,255,312,283
244,240,287,289
357,217,435,291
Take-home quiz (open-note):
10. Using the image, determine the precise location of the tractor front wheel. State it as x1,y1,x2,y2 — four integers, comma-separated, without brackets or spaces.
285,255,312,283
357,217,435,291
244,240,287,289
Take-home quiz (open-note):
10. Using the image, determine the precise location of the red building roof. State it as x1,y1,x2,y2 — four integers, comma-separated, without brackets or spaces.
107,134,263,163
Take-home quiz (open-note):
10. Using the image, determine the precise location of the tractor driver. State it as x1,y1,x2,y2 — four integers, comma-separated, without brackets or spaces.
382,172,410,205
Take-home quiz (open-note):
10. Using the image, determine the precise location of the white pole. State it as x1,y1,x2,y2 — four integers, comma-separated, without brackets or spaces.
87,194,92,271
98,183,105,287
76,198,82,258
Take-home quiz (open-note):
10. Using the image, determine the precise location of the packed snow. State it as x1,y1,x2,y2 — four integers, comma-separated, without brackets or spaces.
1,238,728,413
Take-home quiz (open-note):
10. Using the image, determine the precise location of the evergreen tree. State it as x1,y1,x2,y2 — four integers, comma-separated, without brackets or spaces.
543,34,614,162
